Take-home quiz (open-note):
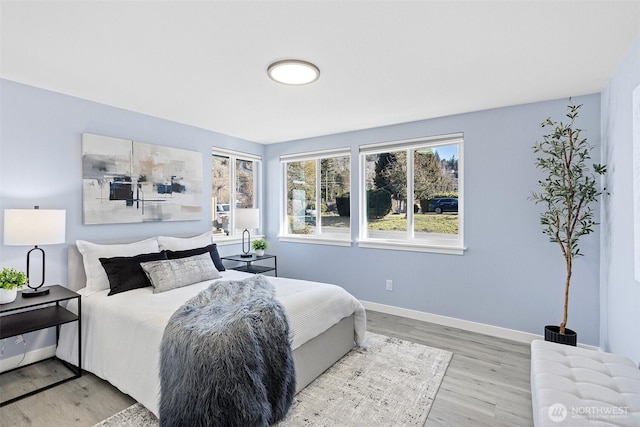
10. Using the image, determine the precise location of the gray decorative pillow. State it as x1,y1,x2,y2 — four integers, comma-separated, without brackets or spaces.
140,253,221,294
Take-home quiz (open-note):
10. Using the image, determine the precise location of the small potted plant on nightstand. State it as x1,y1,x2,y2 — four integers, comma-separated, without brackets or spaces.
0,268,27,304
252,239,268,256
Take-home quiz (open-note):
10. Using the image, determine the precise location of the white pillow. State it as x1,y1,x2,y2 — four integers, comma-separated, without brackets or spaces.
76,238,160,295
157,231,212,251
140,253,220,294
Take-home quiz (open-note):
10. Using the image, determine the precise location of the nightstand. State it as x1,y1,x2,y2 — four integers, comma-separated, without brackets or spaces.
0,285,81,406
221,254,277,276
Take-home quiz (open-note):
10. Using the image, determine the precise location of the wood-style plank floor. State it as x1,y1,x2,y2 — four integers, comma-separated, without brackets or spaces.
367,311,533,426
0,310,533,426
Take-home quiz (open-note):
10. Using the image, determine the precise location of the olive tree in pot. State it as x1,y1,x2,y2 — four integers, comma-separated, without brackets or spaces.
531,101,606,346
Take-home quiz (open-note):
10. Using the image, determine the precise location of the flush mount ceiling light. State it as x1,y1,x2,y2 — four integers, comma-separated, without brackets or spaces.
267,60,320,85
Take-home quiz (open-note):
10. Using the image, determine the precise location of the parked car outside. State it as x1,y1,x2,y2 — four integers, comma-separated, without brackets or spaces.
427,197,458,214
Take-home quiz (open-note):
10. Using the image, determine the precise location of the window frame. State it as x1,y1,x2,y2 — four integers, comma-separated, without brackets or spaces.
212,147,262,244
279,148,352,246
358,133,464,255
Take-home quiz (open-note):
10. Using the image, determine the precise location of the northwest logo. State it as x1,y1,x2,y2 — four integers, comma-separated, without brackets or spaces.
548,403,568,422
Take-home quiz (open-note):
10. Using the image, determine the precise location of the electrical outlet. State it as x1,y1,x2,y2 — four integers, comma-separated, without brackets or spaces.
385,279,393,291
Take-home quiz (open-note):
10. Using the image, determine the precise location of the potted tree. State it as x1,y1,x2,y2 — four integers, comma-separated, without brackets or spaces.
531,101,606,346
0,268,28,304
251,239,268,256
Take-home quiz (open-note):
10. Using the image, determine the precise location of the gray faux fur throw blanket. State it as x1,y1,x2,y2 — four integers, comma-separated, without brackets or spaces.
159,275,295,427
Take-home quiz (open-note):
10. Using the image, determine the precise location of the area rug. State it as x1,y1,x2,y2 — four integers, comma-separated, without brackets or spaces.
94,332,452,427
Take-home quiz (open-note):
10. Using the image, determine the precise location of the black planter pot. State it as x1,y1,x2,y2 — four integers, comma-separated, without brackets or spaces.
544,325,577,346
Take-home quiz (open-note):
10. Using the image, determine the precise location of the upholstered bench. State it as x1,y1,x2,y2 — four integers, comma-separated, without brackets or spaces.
531,339,640,426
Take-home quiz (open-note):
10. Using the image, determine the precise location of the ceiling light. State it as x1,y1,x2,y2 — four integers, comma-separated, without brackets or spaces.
268,60,320,85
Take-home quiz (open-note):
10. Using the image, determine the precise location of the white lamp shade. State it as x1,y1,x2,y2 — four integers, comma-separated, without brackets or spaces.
235,208,259,230
4,209,66,246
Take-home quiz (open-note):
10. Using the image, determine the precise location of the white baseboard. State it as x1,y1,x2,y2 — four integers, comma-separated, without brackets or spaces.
0,345,57,373
361,300,600,350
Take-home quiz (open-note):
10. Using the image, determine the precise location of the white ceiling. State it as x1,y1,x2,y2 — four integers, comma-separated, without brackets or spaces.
2,1,639,144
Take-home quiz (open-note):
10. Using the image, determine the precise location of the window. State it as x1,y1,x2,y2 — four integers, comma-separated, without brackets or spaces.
212,148,261,239
281,148,351,245
359,134,463,254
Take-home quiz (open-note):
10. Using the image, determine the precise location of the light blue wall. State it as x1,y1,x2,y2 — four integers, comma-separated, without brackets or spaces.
265,94,603,345
0,79,264,358
0,77,605,363
600,37,640,365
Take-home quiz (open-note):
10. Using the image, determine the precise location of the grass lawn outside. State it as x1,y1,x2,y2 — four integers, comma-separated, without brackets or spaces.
320,212,458,234
368,212,458,234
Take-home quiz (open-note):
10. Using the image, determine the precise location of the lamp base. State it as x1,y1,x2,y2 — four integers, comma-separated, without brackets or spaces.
240,253,253,258
21,287,50,298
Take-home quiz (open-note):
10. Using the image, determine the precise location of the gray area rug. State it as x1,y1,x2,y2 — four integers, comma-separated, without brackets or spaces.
94,332,452,426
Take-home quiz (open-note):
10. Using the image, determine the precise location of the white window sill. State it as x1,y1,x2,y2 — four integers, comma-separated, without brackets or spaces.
213,235,265,246
278,235,353,247
357,239,465,255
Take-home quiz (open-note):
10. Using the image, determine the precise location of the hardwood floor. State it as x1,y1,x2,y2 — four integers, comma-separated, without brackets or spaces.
0,310,533,426
0,359,135,427
366,311,533,426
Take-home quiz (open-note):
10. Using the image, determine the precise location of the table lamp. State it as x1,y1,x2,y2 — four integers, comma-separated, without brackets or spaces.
235,208,259,258
3,206,66,297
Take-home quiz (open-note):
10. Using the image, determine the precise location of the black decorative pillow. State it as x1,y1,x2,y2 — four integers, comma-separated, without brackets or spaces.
164,243,225,271
100,251,168,296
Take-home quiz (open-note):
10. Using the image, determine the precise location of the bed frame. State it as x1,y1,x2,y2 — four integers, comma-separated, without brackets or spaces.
67,245,355,394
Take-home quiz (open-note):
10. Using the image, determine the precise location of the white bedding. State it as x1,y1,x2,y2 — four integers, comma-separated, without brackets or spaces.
56,270,366,416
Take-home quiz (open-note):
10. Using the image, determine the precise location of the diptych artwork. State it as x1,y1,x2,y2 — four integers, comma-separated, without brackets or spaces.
82,133,202,224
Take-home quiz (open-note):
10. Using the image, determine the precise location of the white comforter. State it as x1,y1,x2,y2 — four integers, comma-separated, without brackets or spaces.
56,270,366,416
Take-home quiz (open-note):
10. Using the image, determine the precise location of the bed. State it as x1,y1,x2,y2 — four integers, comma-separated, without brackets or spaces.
55,235,366,418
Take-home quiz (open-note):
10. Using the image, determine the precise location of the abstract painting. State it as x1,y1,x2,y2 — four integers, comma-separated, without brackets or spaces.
82,133,202,224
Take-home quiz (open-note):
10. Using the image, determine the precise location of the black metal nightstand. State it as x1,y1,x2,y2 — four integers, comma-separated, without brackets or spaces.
0,285,81,406
221,254,277,276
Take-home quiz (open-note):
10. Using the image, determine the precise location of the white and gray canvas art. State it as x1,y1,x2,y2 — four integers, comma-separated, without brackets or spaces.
82,133,203,224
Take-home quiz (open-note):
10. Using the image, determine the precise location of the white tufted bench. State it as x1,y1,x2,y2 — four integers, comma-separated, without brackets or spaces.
531,340,640,426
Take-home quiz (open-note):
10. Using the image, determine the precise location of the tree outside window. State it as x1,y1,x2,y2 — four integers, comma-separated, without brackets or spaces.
283,151,350,240
360,135,463,251
213,152,260,237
